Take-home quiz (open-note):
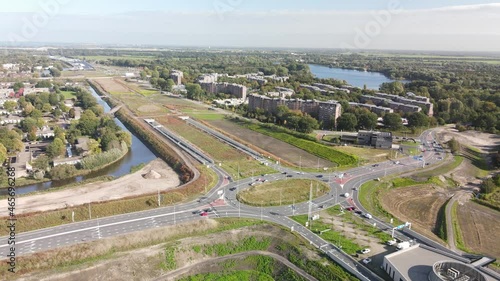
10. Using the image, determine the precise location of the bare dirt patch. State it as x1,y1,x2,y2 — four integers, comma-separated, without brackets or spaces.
435,126,500,153
91,78,132,94
379,185,450,241
457,202,500,258
209,119,332,168
0,159,180,216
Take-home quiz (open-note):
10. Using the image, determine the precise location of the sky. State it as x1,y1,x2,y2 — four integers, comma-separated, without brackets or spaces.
1,0,500,52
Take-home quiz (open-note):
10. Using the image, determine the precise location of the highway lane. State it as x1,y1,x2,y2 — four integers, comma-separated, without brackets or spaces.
0,128,451,281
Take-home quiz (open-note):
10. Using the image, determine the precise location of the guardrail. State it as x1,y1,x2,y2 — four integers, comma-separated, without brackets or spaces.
144,119,214,165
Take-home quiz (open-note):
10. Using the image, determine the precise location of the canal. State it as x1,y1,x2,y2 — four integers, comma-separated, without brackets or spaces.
1,87,157,195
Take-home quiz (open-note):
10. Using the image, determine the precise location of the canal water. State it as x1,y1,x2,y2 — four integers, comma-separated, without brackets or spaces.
308,64,407,90
1,87,157,195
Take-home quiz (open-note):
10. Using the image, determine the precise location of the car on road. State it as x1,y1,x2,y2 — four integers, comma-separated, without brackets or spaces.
387,239,397,246
394,161,400,165
318,205,324,209
372,164,379,167
362,258,372,264
316,175,323,178
343,193,350,198
229,187,236,191
363,213,373,219
287,175,293,177
200,212,208,216
346,206,356,211
437,157,443,160
355,210,363,215
192,210,201,214
204,208,213,212
360,248,371,254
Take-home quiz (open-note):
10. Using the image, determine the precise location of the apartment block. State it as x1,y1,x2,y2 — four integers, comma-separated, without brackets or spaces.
372,92,433,116
248,94,341,128
200,82,247,99
170,70,183,85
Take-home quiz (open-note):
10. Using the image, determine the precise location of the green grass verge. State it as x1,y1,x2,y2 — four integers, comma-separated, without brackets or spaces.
197,236,271,256
241,122,357,167
179,270,274,281
435,198,449,242
451,201,468,252
412,155,464,179
237,179,330,207
358,180,401,225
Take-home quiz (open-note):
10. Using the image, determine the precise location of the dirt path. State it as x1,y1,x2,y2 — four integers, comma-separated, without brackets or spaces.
0,159,180,216
155,250,318,281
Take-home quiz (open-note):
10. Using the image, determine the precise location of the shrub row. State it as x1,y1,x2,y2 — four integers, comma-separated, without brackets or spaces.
115,110,193,183
80,142,127,170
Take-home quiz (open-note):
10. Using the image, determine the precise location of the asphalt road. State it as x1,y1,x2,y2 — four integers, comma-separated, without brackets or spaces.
0,128,450,281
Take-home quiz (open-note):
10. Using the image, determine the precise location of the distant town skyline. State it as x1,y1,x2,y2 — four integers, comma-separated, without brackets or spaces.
1,1,500,52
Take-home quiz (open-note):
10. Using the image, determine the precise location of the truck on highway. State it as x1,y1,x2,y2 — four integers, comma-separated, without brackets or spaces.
396,241,410,250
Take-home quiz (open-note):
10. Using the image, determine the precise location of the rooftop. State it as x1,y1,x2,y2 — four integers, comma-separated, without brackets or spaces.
385,245,496,281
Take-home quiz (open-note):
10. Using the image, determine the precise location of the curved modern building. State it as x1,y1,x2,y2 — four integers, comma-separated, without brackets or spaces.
429,261,487,281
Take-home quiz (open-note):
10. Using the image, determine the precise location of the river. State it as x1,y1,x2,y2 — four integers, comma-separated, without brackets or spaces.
308,64,407,90
1,87,157,195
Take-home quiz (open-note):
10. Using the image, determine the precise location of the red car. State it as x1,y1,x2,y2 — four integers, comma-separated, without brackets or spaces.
346,206,356,211
200,212,208,216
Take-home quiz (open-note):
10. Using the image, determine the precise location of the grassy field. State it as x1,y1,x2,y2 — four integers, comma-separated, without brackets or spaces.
292,214,364,255
115,94,170,116
160,117,275,178
0,218,265,277
243,122,357,167
60,90,76,99
237,179,330,207
333,146,390,165
326,205,393,243
456,201,500,258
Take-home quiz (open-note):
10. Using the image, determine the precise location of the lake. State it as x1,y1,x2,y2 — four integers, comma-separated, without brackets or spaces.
308,64,406,90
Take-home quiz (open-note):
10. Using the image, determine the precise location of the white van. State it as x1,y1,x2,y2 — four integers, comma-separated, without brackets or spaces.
364,213,373,219
344,193,350,198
